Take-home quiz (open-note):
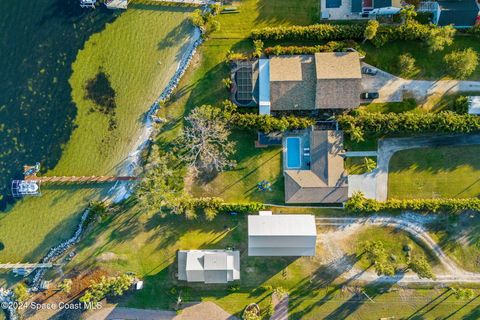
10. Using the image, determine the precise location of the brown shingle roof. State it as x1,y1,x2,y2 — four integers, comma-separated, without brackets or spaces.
269,56,316,111
314,52,362,80
315,78,361,109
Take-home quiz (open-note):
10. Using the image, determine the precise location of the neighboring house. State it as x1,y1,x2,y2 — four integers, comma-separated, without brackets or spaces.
177,250,240,284
436,0,480,27
231,52,362,115
283,128,348,204
248,211,317,256
468,96,480,115
322,0,404,20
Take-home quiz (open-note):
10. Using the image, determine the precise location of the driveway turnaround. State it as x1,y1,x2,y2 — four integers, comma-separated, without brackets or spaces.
316,215,480,284
361,63,480,103
349,134,480,201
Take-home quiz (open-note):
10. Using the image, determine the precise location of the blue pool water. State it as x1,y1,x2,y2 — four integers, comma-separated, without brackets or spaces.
286,137,301,169
326,0,342,8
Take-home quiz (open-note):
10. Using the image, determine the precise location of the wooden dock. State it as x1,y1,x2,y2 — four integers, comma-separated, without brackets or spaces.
0,263,55,269
24,175,139,183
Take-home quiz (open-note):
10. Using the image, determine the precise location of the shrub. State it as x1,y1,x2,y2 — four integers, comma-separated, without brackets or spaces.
398,53,418,77
364,20,379,42
252,23,366,42
337,110,480,142
80,274,134,305
346,192,480,213
426,25,455,52
409,256,435,279
444,48,479,79
229,113,315,133
13,283,30,303
263,40,362,56
252,40,264,58
58,278,73,294
252,21,437,48
452,96,469,114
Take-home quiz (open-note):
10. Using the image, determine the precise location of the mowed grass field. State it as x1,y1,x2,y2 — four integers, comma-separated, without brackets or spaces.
0,4,194,275
388,145,480,199
163,0,319,204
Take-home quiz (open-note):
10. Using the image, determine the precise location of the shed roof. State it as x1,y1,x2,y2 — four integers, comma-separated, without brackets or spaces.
248,214,317,236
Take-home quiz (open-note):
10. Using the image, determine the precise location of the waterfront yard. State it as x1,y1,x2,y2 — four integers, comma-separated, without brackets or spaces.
163,0,320,204
0,3,195,275
388,145,480,199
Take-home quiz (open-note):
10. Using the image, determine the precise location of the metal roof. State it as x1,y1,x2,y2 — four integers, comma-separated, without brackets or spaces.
248,214,317,236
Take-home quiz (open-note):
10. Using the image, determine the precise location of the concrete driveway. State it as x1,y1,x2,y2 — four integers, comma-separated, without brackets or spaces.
361,63,480,103
350,134,480,201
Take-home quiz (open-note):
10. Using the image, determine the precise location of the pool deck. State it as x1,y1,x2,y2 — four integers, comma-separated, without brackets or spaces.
283,130,311,171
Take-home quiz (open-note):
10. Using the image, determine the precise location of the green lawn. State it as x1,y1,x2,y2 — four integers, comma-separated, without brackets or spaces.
344,157,376,175
388,145,480,199
348,226,439,271
362,36,480,80
0,4,194,274
429,214,480,273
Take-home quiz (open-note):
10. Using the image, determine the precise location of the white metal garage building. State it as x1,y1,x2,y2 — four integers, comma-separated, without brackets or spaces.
248,212,317,256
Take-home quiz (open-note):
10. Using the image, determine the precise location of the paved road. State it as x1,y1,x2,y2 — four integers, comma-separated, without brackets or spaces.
349,134,480,201
361,63,480,103
86,307,176,320
317,216,480,284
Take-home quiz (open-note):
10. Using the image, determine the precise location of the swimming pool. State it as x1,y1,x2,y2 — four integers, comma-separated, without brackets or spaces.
286,137,302,169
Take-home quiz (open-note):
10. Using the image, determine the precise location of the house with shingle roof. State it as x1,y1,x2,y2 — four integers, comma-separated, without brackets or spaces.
283,128,348,203
177,250,240,284
231,52,362,114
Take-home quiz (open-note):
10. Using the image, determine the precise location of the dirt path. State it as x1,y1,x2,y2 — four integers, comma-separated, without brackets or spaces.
316,215,480,284
349,134,480,201
271,293,289,320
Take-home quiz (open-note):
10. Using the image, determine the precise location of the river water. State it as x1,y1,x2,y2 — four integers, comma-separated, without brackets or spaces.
0,0,116,207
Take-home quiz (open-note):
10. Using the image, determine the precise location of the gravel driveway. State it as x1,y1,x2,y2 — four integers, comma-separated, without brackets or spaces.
361,63,480,103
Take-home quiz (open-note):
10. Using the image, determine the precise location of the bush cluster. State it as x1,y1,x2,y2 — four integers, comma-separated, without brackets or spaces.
338,110,480,142
252,21,437,48
346,192,480,213
252,23,365,42
229,113,315,133
264,40,360,56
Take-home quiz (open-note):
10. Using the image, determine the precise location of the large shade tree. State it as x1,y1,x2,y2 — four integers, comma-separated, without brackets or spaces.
182,105,236,177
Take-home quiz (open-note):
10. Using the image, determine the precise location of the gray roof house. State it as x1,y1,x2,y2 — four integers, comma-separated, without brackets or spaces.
231,52,362,114
177,250,240,284
283,128,348,203
248,211,317,256
264,52,362,114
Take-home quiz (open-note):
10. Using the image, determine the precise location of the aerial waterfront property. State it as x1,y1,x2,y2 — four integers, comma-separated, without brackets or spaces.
2,0,480,319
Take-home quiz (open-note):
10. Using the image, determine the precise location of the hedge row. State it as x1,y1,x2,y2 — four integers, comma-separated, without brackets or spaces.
251,23,365,42
229,113,315,133
346,193,480,213
264,40,360,56
338,110,480,140
252,21,435,47
187,196,265,213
